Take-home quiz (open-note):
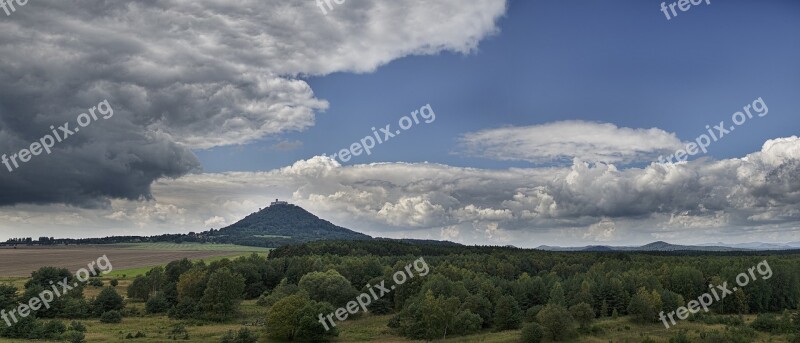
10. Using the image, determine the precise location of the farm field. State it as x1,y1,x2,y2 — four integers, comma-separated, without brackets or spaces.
0,244,269,277
110,243,273,252
0,242,794,343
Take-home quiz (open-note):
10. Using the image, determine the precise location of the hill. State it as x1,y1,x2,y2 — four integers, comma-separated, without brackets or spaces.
209,202,371,246
537,240,748,252
3,201,372,248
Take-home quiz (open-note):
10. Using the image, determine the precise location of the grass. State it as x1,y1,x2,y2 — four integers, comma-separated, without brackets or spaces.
12,313,791,343
110,243,272,252
0,300,794,343
99,243,271,278
105,252,269,278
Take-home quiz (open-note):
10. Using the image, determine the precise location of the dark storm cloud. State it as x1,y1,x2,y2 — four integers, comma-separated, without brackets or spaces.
0,0,507,206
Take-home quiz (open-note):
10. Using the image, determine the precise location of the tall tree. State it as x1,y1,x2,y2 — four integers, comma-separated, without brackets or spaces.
200,268,245,321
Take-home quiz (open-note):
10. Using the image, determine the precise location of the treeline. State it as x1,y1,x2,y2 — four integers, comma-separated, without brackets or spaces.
4,240,800,342
124,240,800,341
2,234,208,246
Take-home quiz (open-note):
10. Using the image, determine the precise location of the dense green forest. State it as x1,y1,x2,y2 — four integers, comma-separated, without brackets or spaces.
3,240,800,342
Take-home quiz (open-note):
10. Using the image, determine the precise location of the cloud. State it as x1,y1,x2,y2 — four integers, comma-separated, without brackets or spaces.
0,0,508,206
270,140,303,151
583,218,616,242
457,121,685,164
204,216,227,228
2,136,799,246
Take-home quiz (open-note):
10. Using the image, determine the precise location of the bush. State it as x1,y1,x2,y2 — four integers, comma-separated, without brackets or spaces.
751,313,786,333
697,328,755,343
536,304,575,341
452,310,482,336
145,293,171,314
669,330,691,343
169,324,189,340
110,279,119,287
569,302,595,329
61,297,91,319
61,330,86,343
525,305,543,322
220,328,258,343
70,321,87,332
88,279,104,287
520,322,545,343
493,295,522,330
0,315,41,339
92,287,124,316
169,299,198,319
38,320,67,339
100,310,122,323
266,295,337,341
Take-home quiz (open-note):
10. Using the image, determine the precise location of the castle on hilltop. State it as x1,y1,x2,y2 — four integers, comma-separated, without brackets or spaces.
270,199,289,206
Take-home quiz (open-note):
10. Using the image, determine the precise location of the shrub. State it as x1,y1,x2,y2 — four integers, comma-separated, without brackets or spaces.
145,293,171,314
669,330,691,343
267,295,337,341
494,295,522,330
88,279,104,287
220,328,258,343
0,315,41,339
569,302,595,329
452,310,482,336
110,279,119,287
169,299,198,319
751,313,785,333
92,287,124,316
39,320,67,339
169,324,189,340
536,304,575,341
525,305,543,322
61,330,86,343
100,310,123,323
61,297,91,319
70,321,87,332
520,322,545,343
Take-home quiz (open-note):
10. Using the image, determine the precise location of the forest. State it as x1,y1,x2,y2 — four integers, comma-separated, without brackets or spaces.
2,240,800,342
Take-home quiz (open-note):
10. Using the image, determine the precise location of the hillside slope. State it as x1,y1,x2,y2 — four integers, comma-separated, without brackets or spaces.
211,203,371,247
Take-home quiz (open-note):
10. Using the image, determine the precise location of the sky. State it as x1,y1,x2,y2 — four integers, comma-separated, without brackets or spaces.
0,0,799,247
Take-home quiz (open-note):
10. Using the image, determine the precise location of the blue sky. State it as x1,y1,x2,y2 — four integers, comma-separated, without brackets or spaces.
2,0,800,246
196,0,800,173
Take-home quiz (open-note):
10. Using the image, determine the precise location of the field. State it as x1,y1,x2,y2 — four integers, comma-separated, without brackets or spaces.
0,293,790,343
0,242,796,343
0,243,269,277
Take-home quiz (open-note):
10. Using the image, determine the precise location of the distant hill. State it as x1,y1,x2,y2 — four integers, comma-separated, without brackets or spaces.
210,202,371,247
3,201,372,248
537,241,748,252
